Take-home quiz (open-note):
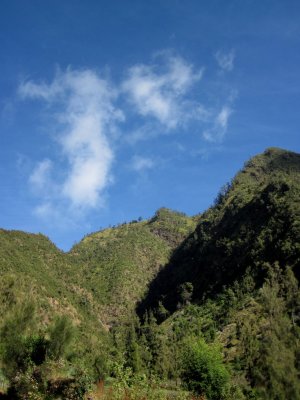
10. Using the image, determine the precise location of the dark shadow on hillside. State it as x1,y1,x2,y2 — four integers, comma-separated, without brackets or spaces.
137,180,300,322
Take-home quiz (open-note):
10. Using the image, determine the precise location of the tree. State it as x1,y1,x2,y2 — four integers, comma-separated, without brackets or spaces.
0,302,36,379
47,315,74,360
252,266,300,400
125,322,141,373
0,305,82,399
178,282,193,308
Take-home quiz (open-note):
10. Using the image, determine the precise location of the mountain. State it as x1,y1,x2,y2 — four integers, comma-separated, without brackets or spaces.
133,147,300,399
0,147,299,399
137,147,300,318
1,147,299,331
0,208,197,333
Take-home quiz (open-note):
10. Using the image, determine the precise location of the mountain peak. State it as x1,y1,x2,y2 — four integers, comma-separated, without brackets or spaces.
243,147,300,175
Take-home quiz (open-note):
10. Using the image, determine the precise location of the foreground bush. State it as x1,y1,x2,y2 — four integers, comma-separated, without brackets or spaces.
181,338,230,400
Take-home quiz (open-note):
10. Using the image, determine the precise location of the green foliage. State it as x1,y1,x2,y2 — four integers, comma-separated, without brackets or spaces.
6,368,46,400
139,147,300,320
230,264,300,399
47,315,74,360
0,302,36,378
104,361,190,400
252,266,300,399
0,147,299,398
149,208,197,247
53,369,93,400
0,231,109,378
181,338,230,400
178,282,193,308
0,301,92,399
69,208,197,326
93,354,108,381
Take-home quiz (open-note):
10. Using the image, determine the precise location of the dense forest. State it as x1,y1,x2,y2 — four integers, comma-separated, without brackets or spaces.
0,147,299,399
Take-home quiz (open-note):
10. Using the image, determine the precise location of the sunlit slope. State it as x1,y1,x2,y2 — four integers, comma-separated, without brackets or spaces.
0,229,108,362
69,208,197,326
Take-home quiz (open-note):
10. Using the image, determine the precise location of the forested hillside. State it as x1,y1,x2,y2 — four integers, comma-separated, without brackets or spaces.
0,147,299,399
69,208,197,326
138,147,300,316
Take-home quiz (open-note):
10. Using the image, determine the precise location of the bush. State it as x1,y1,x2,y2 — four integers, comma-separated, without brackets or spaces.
181,338,230,400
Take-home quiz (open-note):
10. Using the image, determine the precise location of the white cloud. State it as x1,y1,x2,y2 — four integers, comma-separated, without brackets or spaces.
122,55,204,129
131,155,155,172
19,68,123,214
19,53,238,221
215,50,235,72
203,105,233,142
29,159,53,190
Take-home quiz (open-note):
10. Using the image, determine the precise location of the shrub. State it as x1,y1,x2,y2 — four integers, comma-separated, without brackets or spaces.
181,338,230,400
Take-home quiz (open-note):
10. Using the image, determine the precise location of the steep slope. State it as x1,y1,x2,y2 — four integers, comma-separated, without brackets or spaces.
138,147,300,318
69,209,197,326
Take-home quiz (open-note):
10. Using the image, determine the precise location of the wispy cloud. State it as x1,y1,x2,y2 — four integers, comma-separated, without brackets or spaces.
215,50,235,72
19,68,123,215
122,55,204,130
203,105,233,142
29,159,53,191
131,155,155,172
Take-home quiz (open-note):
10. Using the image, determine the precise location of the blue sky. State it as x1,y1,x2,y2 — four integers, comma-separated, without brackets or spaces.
1,0,300,250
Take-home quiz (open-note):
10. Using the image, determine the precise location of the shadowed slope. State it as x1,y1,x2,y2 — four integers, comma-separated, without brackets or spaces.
137,147,300,319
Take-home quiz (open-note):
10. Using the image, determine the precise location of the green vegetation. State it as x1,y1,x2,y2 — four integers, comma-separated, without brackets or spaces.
138,147,300,316
0,147,299,399
0,299,92,399
69,208,197,326
181,338,230,399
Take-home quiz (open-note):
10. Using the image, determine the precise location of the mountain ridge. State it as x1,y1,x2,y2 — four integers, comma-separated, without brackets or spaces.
1,147,299,327
0,146,299,399
137,147,300,319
